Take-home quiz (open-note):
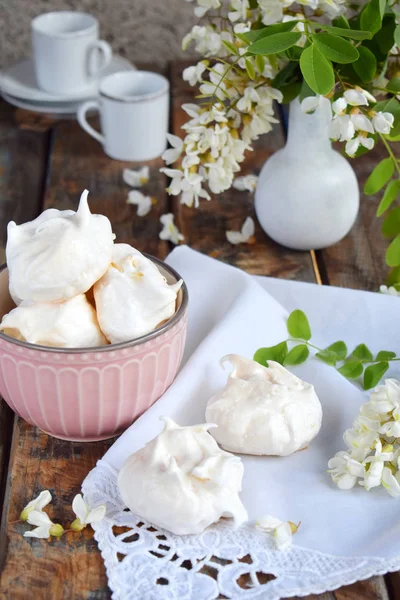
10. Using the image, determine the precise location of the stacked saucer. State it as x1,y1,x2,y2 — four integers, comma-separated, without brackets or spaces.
0,56,136,117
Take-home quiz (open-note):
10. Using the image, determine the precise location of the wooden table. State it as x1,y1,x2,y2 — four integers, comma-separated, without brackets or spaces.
0,60,397,600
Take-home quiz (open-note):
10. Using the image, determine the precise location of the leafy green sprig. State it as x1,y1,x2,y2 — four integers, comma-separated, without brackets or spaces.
253,309,399,390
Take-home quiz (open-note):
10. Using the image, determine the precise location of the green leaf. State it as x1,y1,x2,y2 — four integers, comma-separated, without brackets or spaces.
382,207,400,239
272,61,298,87
242,21,299,43
376,350,396,360
299,79,316,101
363,362,389,390
315,349,337,366
326,341,348,360
253,342,288,366
395,25,400,48
375,14,396,54
255,54,265,74
284,45,304,61
332,15,350,29
287,310,312,340
222,40,239,55
387,79,400,94
386,234,400,267
311,33,359,64
352,46,377,82
377,180,400,217
300,44,335,95
315,24,373,40
338,361,364,379
351,343,373,361
283,344,310,366
364,158,395,195
280,81,302,104
245,58,256,80
361,0,383,35
247,32,302,55
386,265,400,286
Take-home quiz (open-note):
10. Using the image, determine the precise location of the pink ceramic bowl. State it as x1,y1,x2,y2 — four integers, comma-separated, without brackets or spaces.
0,257,188,442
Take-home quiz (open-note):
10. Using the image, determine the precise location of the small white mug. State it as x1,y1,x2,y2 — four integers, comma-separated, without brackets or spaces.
77,71,170,161
32,11,112,96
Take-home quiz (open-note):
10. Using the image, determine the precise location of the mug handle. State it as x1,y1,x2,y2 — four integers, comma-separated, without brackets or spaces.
87,40,113,77
77,101,105,145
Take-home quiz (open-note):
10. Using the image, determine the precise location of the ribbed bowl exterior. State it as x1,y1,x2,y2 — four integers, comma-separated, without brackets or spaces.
0,309,188,441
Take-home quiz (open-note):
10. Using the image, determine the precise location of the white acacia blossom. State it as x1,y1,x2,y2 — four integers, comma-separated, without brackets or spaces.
256,515,300,550
328,379,400,496
380,285,400,297
123,166,150,187
233,174,258,192
329,87,393,157
226,216,255,244
24,510,64,539
159,213,184,245
20,490,52,521
127,190,153,217
71,494,107,531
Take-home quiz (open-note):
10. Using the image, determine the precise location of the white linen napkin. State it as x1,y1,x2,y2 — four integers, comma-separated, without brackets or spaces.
83,246,400,599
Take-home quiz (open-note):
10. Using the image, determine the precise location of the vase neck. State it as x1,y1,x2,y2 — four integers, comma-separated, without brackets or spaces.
286,97,332,152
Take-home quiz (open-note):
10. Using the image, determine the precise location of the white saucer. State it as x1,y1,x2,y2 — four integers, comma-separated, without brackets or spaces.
0,55,135,103
1,92,86,117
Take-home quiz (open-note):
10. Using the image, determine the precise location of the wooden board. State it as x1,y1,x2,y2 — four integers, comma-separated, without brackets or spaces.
0,101,52,551
317,143,400,290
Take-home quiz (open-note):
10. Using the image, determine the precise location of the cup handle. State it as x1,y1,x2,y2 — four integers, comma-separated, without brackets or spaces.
87,40,113,77
77,101,105,145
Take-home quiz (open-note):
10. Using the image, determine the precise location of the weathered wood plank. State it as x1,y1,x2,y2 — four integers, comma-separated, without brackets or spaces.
0,64,170,600
169,62,317,281
317,143,400,290
334,576,390,600
0,99,51,566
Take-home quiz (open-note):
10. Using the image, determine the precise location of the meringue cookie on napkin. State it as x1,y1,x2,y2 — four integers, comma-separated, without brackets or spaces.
206,354,323,456
0,294,107,348
6,190,114,304
94,243,182,343
118,417,248,535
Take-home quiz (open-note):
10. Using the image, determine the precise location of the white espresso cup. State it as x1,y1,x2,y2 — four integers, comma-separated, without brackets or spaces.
32,11,113,96
77,71,170,161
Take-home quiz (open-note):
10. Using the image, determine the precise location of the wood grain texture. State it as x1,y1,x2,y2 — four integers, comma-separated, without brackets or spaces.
334,576,390,600
170,62,317,281
317,143,400,291
0,99,51,559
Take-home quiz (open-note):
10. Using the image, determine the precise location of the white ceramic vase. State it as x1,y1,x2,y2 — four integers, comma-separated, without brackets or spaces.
254,97,360,251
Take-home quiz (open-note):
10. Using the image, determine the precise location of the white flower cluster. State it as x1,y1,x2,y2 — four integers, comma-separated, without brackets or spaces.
185,0,345,25
329,88,394,157
161,64,282,205
328,379,400,497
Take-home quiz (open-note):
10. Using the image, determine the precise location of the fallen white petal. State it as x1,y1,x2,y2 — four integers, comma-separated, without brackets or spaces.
127,190,153,217
123,166,150,188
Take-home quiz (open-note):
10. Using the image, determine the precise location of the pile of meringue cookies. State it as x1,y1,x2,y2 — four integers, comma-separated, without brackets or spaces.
0,191,182,347
118,354,323,538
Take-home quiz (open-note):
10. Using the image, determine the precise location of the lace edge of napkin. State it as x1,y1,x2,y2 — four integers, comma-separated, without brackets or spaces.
82,460,399,600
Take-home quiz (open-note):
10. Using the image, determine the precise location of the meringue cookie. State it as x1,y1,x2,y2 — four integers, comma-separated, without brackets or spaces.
205,355,322,456
94,244,183,343
6,190,114,304
0,294,107,347
118,417,248,535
